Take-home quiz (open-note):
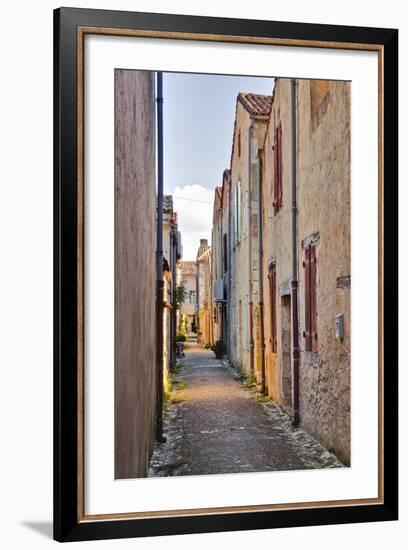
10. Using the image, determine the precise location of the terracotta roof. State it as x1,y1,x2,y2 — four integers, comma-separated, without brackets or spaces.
237,93,272,120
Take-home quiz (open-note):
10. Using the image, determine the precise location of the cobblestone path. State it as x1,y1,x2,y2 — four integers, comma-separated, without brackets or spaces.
149,342,344,477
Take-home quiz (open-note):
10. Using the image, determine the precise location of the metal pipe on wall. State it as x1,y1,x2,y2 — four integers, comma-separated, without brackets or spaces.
248,124,254,376
155,72,166,442
257,154,266,394
291,79,300,427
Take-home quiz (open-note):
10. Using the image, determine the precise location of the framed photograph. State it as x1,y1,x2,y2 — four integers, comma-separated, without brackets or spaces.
54,7,398,542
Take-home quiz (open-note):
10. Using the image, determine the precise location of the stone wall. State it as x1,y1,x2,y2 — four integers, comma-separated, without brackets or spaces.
229,103,267,374
261,79,293,407
261,78,351,464
297,80,351,464
114,69,156,479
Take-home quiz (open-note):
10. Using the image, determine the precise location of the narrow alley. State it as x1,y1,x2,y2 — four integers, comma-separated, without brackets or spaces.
115,74,351,480
149,342,343,477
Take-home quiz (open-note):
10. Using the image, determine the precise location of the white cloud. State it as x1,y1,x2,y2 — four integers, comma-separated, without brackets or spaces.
173,185,214,261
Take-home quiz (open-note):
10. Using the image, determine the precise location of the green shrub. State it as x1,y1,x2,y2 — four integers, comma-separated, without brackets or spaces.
176,333,186,342
210,340,227,359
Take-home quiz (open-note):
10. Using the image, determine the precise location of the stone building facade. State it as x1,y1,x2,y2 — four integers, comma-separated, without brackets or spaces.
221,170,232,355
196,239,213,345
228,93,272,375
210,79,351,465
296,80,351,464
261,79,351,464
211,187,224,343
179,261,197,333
261,79,294,408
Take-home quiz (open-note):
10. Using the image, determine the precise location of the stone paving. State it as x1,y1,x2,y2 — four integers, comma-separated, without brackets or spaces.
148,342,344,477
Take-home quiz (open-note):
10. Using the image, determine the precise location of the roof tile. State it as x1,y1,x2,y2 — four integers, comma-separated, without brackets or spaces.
238,92,272,119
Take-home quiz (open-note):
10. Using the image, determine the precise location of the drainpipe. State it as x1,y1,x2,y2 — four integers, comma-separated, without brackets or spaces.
227,175,232,360
248,123,254,376
291,79,300,427
257,153,266,394
155,72,166,443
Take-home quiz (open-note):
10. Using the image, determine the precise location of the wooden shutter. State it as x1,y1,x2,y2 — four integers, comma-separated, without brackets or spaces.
310,245,318,352
273,128,278,214
268,262,277,353
303,244,317,352
303,247,312,351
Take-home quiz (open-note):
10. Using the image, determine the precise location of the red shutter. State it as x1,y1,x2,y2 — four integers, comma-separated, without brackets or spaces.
303,246,312,351
310,245,318,352
268,262,277,353
273,129,278,214
304,244,317,352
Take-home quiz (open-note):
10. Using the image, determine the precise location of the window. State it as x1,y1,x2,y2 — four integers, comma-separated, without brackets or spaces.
303,244,318,352
268,262,277,353
237,131,241,157
273,123,283,213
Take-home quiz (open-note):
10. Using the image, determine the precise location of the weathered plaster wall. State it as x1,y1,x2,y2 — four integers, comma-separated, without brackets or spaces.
297,80,351,464
230,103,265,375
230,102,251,372
260,78,350,464
261,79,293,407
114,69,156,479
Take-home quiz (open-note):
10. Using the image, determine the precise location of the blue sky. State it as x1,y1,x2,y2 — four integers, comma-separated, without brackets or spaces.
162,72,274,260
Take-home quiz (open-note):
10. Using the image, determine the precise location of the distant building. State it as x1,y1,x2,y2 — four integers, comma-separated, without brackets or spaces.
196,239,212,345
211,187,224,343
179,261,197,333
221,169,232,356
